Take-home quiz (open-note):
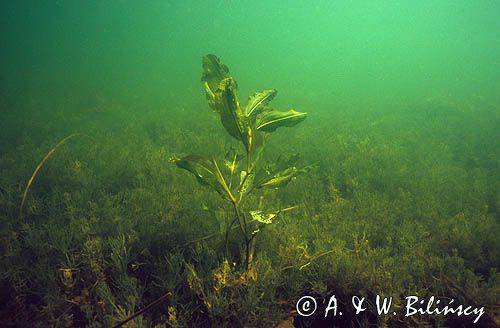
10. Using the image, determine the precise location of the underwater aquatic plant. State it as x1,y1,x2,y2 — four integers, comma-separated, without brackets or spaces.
173,54,311,270
19,133,80,219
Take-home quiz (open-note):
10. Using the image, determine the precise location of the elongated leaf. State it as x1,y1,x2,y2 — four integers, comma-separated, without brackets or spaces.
215,78,250,149
173,155,235,201
249,210,278,224
244,89,277,117
256,165,313,189
173,155,219,189
211,159,236,202
249,206,298,224
223,148,244,176
265,153,300,173
202,54,231,111
256,109,307,132
245,123,265,163
239,170,254,200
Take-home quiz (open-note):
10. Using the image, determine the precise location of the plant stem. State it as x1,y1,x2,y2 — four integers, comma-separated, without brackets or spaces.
224,217,238,257
244,238,251,271
112,292,171,328
232,202,245,237
232,201,252,270
19,133,79,220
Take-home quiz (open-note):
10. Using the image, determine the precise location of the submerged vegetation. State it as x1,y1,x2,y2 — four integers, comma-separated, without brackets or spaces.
0,55,499,327
174,54,310,271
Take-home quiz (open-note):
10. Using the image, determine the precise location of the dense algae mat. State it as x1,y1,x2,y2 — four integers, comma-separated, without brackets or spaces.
0,55,499,327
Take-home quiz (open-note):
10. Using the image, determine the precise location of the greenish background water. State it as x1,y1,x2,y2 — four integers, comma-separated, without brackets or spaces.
2,1,499,115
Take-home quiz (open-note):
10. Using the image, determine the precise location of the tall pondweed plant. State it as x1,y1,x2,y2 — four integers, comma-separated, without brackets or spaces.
173,54,311,270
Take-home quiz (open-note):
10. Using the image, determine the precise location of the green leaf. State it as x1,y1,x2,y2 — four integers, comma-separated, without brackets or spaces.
268,153,300,173
256,109,307,132
223,148,244,177
249,210,278,224
239,170,254,200
202,54,231,111
244,89,277,117
173,155,235,202
249,206,298,224
256,165,313,189
214,78,252,151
